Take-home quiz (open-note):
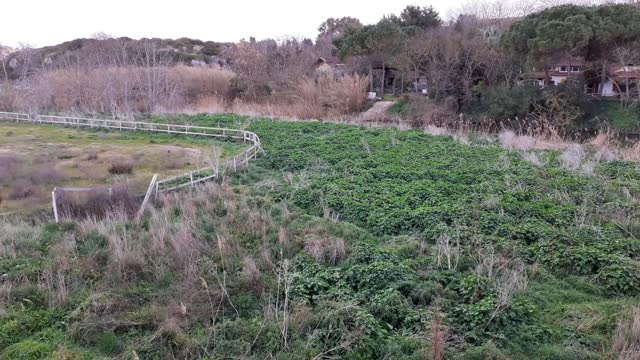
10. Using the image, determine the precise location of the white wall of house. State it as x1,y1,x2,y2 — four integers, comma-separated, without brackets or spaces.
601,80,616,97
315,63,334,77
551,76,566,85
552,66,581,73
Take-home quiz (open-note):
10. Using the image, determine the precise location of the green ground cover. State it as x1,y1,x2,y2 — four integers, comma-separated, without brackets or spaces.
0,114,638,359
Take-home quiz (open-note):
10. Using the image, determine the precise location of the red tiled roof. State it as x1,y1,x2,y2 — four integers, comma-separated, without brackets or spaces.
613,72,640,80
317,56,341,66
324,56,340,65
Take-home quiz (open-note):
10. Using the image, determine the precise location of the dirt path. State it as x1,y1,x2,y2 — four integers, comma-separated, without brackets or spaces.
358,101,395,121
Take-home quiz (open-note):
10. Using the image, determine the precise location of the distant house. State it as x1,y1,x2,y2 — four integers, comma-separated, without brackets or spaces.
599,65,640,97
410,72,429,95
369,58,401,95
546,59,585,85
520,57,585,86
314,56,345,77
521,57,639,98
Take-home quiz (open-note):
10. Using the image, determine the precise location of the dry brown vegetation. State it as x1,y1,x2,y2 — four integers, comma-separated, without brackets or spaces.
57,181,139,221
189,73,368,120
1,35,370,120
1,62,368,121
610,307,640,360
303,235,348,265
3,65,234,114
107,159,134,175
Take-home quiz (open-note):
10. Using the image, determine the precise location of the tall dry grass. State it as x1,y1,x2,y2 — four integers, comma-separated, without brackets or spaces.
79,210,144,278
288,74,368,118
0,218,42,259
3,63,366,120
57,181,139,220
303,235,348,265
190,74,368,120
610,307,640,360
73,180,279,282
7,65,234,113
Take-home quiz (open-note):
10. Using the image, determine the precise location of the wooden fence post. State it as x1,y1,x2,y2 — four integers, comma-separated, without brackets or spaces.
137,174,159,221
52,188,59,223
190,171,194,187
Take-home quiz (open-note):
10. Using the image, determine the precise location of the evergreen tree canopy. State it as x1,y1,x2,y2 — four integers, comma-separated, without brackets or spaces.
336,5,441,60
502,4,640,61
318,17,363,40
399,5,442,30
336,18,407,59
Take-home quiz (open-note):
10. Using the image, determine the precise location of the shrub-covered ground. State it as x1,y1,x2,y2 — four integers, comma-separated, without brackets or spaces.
0,114,639,359
592,101,640,131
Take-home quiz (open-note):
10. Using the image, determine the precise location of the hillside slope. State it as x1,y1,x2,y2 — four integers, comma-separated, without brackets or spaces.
2,37,229,80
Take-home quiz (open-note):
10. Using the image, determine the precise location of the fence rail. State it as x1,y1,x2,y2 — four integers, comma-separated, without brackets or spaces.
0,112,262,194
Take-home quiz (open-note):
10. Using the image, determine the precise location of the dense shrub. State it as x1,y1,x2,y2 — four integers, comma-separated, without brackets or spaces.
366,289,414,328
7,180,36,200
107,160,133,175
483,85,542,122
56,185,139,219
537,84,595,129
480,84,594,130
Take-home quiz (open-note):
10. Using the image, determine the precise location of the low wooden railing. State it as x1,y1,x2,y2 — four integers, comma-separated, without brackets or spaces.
0,112,262,194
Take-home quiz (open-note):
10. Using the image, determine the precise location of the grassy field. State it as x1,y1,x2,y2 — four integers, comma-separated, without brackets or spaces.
0,114,638,359
0,122,246,214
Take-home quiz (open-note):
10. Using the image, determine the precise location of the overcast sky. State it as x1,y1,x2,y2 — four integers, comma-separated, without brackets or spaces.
1,0,456,48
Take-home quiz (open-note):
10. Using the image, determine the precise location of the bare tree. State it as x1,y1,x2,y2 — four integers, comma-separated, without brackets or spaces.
0,42,9,82
613,43,640,104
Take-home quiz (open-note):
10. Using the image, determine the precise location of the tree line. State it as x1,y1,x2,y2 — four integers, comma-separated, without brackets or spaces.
1,1,639,128
326,1,640,128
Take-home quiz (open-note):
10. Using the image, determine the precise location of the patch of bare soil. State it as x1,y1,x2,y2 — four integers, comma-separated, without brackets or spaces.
357,101,396,121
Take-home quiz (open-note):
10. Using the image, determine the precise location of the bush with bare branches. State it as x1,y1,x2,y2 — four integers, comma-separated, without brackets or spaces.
304,235,348,265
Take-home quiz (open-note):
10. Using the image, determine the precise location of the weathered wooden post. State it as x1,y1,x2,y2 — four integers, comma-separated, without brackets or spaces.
52,187,59,223
137,174,159,221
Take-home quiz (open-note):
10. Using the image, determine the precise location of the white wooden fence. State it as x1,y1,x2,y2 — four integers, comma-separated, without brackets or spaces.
0,112,262,195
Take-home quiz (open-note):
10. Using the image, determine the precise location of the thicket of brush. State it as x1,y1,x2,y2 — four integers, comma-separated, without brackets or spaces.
56,183,139,220
1,65,234,114
0,65,367,120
